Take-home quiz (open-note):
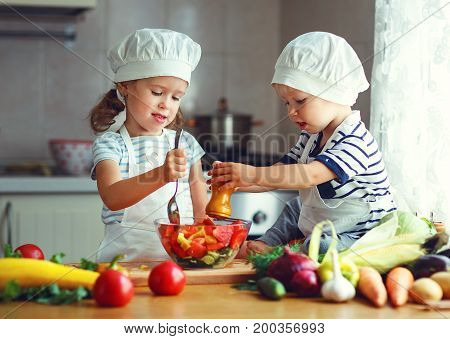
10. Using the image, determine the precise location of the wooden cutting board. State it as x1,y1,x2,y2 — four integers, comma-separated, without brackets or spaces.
70,259,256,286
120,259,256,286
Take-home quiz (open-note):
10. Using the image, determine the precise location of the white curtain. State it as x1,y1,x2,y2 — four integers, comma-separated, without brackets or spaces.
370,0,450,223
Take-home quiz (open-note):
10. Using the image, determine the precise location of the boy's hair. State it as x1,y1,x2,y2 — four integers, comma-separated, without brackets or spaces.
89,89,184,133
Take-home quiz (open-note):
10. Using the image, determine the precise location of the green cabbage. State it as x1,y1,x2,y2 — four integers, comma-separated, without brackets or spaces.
379,210,436,237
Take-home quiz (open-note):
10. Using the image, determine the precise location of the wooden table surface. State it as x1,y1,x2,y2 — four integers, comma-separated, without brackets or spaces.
1,284,449,319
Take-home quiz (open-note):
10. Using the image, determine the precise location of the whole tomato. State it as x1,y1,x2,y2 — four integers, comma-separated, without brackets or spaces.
93,270,134,307
148,261,186,296
14,244,45,260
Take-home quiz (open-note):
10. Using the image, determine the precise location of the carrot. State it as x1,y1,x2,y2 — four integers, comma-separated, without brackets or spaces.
386,267,414,307
357,267,387,307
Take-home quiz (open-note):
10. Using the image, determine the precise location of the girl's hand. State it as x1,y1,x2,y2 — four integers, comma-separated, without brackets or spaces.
209,161,256,191
163,149,186,183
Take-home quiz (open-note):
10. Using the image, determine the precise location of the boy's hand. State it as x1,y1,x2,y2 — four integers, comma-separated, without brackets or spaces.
247,240,272,254
236,240,272,259
209,161,256,191
163,149,186,183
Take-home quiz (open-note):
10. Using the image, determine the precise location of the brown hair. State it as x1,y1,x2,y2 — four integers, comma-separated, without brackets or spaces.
89,88,184,133
89,89,124,133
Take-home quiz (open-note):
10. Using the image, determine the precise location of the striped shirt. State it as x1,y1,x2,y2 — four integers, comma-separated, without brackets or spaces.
91,129,205,226
280,111,396,230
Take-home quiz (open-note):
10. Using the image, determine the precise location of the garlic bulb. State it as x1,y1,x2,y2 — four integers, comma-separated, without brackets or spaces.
320,249,356,302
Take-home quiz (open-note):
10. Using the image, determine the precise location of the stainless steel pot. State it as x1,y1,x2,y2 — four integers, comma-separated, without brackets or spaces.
187,113,263,151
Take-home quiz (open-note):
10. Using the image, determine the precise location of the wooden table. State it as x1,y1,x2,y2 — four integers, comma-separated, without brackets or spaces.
1,285,448,319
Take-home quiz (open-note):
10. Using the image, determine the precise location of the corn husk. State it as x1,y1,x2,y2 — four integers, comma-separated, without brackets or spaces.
340,241,425,273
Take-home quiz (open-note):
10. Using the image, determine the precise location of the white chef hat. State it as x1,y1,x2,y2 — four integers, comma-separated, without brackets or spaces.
271,32,369,106
108,28,201,84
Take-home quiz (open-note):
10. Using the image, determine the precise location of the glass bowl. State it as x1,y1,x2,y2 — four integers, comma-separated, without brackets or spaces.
154,217,252,269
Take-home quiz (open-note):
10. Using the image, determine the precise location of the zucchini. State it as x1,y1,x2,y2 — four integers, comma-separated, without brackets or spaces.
0,258,99,290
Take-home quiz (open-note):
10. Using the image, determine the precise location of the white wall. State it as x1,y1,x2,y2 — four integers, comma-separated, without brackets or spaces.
277,0,375,139
0,0,281,164
0,0,375,164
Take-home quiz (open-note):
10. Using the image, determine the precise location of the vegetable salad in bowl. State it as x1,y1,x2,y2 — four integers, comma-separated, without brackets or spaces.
155,217,251,269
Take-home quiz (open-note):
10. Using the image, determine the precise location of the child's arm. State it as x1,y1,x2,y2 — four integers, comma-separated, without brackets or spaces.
235,163,284,193
211,161,337,191
189,159,208,219
96,149,186,211
236,186,274,193
208,162,282,193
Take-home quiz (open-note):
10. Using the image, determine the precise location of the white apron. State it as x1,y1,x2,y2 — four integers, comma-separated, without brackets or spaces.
298,132,390,236
96,126,193,262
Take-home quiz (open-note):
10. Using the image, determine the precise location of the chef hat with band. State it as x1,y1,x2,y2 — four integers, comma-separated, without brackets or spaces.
107,28,201,85
271,32,369,106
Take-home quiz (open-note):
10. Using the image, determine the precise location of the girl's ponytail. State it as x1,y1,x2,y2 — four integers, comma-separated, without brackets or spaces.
89,89,125,133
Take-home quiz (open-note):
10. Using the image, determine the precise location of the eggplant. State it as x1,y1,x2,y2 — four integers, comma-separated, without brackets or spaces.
436,248,450,259
421,233,449,254
409,254,450,279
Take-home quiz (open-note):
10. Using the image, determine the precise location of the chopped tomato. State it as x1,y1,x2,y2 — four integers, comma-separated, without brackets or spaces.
202,217,216,225
206,242,225,251
231,219,246,230
162,237,172,254
173,243,188,258
170,232,188,258
160,225,174,237
187,241,207,258
213,226,234,245
230,229,248,249
204,225,215,236
170,231,178,246
199,216,216,235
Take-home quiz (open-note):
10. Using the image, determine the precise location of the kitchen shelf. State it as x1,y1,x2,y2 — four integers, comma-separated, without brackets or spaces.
0,176,97,193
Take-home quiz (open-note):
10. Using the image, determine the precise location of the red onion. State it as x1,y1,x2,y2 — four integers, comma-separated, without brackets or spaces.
267,246,317,291
290,269,320,297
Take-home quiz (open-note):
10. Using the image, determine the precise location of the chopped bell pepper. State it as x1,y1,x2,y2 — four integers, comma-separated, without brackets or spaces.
96,254,129,276
205,235,218,244
177,233,192,251
187,228,206,241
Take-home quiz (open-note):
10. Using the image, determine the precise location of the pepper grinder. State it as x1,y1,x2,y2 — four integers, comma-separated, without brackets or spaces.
205,183,234,218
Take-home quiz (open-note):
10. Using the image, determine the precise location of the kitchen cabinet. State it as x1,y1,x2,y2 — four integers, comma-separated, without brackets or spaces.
0,193,104,262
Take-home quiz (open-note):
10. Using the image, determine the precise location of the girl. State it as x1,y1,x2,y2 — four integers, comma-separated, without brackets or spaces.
89,29,208,262
211,32,396,255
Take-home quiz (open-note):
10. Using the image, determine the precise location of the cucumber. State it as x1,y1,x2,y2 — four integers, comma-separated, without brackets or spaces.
227,248,234,256
257,277,286,300
207,251,220,260
200,255,216,265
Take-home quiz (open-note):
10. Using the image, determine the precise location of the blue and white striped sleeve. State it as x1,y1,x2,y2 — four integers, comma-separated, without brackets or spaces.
91,132,122,180
279,133,308,164
315,136,370,183
183,131,205,165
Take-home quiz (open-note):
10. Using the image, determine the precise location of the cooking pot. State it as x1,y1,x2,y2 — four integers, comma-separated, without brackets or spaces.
187,113,263,151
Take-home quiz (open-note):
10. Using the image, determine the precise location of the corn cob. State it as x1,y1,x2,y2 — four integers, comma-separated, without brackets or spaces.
0,258,99,290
